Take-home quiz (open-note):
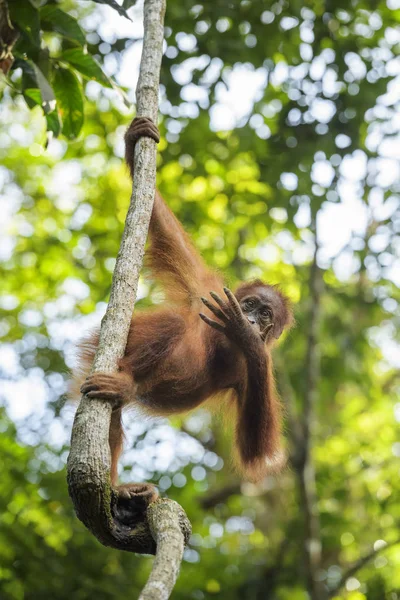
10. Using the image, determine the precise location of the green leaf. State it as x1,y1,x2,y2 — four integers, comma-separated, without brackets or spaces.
15,58,37,101
53,68,84,138
9,0,40,47
23,88,42,106
45,110,62,138
40,6,86,46
90,0,131,20
16,59,55,113
31,63,56,113
61,48,113,88
123,0,137,9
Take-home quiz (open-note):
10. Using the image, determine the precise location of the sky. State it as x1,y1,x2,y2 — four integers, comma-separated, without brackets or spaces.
0,0,399,449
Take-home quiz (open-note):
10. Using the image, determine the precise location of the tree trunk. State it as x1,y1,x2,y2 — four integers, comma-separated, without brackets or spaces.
67,0,191,596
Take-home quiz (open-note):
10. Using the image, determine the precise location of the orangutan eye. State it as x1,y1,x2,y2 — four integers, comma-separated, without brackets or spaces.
245,298,256,308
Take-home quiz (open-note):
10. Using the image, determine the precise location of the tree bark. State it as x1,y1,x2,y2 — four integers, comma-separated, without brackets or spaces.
139,500,189,600
0,0,19,74
67,0,191,590
293,221,326,600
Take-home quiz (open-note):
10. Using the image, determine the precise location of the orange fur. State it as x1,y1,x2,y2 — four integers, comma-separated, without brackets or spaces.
70,118,293,490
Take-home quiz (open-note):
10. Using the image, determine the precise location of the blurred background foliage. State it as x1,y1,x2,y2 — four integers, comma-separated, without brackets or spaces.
0,0,400,598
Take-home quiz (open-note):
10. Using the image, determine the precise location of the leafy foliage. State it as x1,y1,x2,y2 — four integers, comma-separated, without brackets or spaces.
0,0,400,599
6,0,123,139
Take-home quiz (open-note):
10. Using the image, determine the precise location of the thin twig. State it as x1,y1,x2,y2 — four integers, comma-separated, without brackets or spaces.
199,482,242,510
328,539,400,598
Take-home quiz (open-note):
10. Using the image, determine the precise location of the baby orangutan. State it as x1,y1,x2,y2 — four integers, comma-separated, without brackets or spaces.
72,117,293,509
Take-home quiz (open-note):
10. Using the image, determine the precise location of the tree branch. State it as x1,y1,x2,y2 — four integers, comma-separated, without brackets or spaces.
276,364,303,456
0,0,19,75
67,0,191,582
328,539,400,598
139,500,189,600
294,221,325,600
199,482,242,510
